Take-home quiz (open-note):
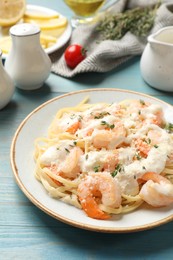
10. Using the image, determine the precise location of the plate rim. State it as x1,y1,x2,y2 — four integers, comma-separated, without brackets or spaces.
10,88,173,233
2,4,72,59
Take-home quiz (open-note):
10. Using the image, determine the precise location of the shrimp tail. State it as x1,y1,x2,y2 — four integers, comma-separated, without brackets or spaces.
79,196,110,220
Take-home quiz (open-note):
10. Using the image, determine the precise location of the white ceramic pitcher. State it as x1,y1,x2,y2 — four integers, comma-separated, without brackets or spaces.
140,26,173,92
0,50,14,110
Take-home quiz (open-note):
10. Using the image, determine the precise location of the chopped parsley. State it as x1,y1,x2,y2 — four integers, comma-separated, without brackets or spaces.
111,164,123,177
94,165,100,172
78,115,83,122
73,141,77,146
154,144,159,148
142,166,146,170
101,120,115,129
139,99,145,105
65,148,70,153
85,154,89,160
144,138,151,144
94,112,110,119
70,114,76,119
70,114,83,122
111,170,118,177
135,152,142,160
164,123,173,133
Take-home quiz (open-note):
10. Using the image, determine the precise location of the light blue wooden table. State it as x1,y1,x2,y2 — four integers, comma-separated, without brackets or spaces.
1,0,173,259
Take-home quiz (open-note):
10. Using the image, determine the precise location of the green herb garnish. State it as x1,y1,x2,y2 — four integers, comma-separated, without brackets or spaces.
97,3,160,41
65,148,70,153
101,120,115,129
154,144,159,148
135,152,142,160
85,154,89,160
94,165,100,172
164,123,173,133
94,112,110,119
139,99,146,106
111,164,123,177
70,114,76,119
78,115,83,122
111,170,118,178
144,138,151,144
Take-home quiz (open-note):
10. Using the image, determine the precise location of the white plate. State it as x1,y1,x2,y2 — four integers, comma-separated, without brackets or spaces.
1,5,72,59
10,89,173,233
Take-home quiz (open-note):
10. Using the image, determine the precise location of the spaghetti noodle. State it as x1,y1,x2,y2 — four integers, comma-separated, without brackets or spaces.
34,98,173,219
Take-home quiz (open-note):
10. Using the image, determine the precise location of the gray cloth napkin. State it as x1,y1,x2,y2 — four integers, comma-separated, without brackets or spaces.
50,0,173,78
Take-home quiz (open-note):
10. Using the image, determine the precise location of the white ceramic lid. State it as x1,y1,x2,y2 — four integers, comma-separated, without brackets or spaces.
10,23,40,36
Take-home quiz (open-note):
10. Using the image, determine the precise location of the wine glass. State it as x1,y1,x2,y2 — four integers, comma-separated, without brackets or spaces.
63,0,120,28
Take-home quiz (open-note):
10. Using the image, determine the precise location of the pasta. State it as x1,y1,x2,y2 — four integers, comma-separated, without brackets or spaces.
34,98,173,220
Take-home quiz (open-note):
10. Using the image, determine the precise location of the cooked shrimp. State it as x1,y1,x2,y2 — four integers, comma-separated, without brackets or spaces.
78,172,122,219
134,129,169,158
139,172,173,207
46,165,63,186
103,150,119,172
79,149,119,174
144,108,164,127
92,121,126,149
134,138,151,158
60,147,83,178
120,100,164,129
66,121,80,134
119,99,149,113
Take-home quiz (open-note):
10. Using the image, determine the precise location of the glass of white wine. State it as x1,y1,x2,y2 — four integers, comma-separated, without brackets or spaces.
64,0,120,27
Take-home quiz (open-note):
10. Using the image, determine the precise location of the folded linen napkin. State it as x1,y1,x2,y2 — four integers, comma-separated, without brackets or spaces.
50,0,173,78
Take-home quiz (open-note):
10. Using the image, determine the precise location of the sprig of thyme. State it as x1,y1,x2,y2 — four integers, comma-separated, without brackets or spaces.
97,3,160,41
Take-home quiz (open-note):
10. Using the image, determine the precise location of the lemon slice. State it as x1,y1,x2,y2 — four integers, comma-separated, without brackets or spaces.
0,0,26,26
40,34,57,48
40,34,57,43
0,36,12,53
24,17,67,30
24,11,59,20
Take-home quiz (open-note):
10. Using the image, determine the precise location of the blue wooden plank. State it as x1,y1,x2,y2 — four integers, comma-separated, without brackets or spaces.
1,223,173,259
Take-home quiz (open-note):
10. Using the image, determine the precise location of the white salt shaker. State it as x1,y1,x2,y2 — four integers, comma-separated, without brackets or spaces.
5,23,52,90
0,50,14,110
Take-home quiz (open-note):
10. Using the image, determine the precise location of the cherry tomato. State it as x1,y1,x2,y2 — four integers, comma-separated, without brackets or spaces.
64,44,87,69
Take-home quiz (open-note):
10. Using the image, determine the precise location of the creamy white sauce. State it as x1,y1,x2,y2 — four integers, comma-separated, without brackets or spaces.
118,147,136,165
40,140,75,166
79,150,112,173
40,100,173,198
